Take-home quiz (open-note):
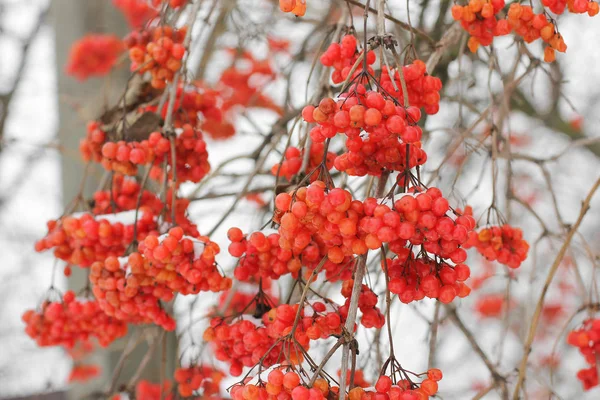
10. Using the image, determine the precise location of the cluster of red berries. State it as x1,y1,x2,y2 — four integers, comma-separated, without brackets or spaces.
92,174,163,215
275,181,364,266
385,252,471,304
125,26,187,89
112,380,174,400
271,144,336,182
22,291,128,349
474,294,506,318
145,82,235,140
279,0,307,17
451,0,510,53
35,211,157,267
380,62,442,115
218,50,283,117
506,4,568,62
452,0,584,62
567,318,600,390
264,300,344,343
320,35,375,84
82,121,210,183
113,0,159,29
66,34,124,80
360,190,475,260
228,228,296,281
174,365,224,397
464,224,529,269
203,317,293,376
139,228,231,294
231,368,333,400
147,126,211,184
90,255,177,330
350,370,442,400
542,0,599,16
68,364,101,383
340,280,385,329
303,90,427,177
90,228,230,330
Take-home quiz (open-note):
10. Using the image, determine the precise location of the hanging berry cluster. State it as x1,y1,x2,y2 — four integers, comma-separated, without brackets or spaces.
22,291,128,348
453,0,598,61
464,224,529,269
567,319,600,390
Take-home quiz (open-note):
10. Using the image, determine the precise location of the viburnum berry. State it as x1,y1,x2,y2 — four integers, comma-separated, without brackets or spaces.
464,224,529,268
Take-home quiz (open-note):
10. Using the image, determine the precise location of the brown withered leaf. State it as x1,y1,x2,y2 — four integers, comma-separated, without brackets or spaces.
123,112,162,142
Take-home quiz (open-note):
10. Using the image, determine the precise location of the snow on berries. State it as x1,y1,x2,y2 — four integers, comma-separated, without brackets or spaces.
34,210,157,267
66,34,124,80
464,224,529,269
22,291,128,349
567,318,600,390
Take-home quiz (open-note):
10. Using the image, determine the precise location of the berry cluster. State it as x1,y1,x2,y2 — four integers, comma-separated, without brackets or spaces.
542,0,599,16
320,35,376,84
303,90,427,177
82,121,210,183
279,0,307,17
218,50,283,117
203,317,289,376
228,228,295,281
450,0,510,53
92,174,162,215
352,370,442,400
506,4,567,62
464,224,529,269
271,144,336,182
125,26,187,89
90,256,176,330
139,228,231,295
147,126,211,184
230,368,332,400
113,0,159,29
361,190,475,260
174,366,224,397
66,34,124,80
145,82,235,140
263,300,344,343
90,228,230,329
385,253,471,304
35,211,157,267
567,318,600,390
112,380,174,400
22,291,128,349
474,294,506,318
380,62,443,115
68,364,101,383
274,181,363,267
340,280,385,328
